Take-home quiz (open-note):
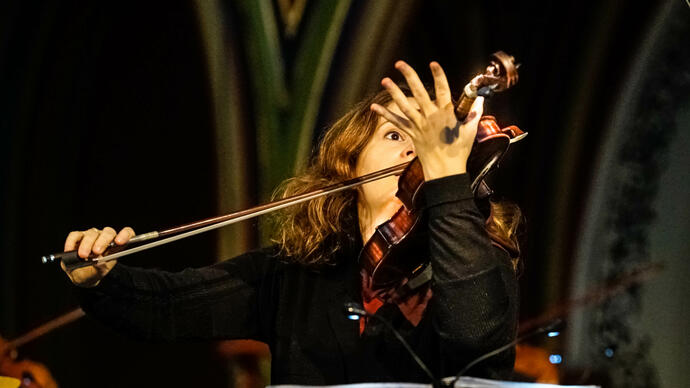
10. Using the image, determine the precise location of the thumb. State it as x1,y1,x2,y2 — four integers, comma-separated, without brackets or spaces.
461,96,484,141
464,96,484,125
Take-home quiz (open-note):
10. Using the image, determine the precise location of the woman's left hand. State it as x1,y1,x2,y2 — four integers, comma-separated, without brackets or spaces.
371,60,484,181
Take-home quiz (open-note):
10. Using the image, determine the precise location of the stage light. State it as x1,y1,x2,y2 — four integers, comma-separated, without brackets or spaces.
549,354,562,364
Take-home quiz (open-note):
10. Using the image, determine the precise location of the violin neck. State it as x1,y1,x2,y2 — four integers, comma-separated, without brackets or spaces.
455,89,475,119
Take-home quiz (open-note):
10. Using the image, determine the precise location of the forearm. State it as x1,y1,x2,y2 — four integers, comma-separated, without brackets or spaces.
422,174,518,362
77,254,270,342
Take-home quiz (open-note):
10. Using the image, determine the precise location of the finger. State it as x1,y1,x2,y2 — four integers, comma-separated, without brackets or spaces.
370,103,415,139
59,260,72,274
395,61,435,116
115,227,135,245
93,260,117,277
59,260,66,271
64,231,85,252
381,78,423,128
430,62,452,108
463,96,485,134
92,227,117,255
78,228,100,259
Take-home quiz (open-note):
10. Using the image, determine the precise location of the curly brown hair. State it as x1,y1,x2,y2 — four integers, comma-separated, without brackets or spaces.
271,88,522,267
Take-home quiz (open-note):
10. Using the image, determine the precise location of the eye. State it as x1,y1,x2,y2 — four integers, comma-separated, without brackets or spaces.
384,130,404,141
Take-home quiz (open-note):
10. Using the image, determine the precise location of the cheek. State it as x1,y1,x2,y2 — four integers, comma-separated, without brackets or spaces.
356,146,401,201
358,176,399,204
357,143,395,176
356,148,375,176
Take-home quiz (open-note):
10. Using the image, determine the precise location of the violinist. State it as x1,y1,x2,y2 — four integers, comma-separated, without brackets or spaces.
60,61,521,384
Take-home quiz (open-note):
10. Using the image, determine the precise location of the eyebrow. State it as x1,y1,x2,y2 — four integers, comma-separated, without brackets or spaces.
374,119,392,131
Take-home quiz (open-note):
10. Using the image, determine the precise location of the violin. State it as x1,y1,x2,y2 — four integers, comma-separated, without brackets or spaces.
1,338,59,388
360,51,525,291
0,308,85,388
42,52,526,287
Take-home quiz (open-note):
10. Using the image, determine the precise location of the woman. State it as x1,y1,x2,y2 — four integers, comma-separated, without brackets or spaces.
61,61,520,384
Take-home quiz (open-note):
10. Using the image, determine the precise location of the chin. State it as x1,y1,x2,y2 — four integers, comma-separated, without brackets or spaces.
384,197,404,210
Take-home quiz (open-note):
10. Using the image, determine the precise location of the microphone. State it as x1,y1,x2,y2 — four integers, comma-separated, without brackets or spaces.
449,318,563,385
343,302,441,386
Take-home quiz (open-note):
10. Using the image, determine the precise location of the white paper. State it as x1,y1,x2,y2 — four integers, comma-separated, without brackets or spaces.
269,376,600,388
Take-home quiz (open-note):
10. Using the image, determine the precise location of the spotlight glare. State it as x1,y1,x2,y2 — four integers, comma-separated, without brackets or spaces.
547,331,560,337
549,354,562,364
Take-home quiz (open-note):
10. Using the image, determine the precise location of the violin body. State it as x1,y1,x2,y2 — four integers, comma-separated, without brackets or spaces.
0,337,58,388
360,158,429,292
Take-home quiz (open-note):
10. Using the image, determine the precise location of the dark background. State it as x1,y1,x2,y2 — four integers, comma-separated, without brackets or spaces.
1,1,688,387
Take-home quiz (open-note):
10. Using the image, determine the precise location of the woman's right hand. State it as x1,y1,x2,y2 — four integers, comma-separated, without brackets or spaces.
61,227,135,287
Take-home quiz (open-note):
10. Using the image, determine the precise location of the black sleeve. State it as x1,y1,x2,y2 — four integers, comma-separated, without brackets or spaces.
421,173,519,378
76,249,279,343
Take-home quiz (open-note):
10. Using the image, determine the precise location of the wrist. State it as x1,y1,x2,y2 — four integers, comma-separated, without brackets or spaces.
419,154,467,181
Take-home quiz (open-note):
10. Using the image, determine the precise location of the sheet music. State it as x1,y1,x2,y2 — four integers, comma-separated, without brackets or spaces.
269,376,600,388
449,377,599,387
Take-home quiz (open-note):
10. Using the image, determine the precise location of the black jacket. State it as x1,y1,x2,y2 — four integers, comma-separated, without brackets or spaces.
78,173,519,384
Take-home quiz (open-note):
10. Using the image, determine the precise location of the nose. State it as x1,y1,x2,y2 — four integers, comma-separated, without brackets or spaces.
403,144,415,159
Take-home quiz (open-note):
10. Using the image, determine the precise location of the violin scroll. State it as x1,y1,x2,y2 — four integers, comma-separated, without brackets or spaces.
482,51,519,92
456,51,519,119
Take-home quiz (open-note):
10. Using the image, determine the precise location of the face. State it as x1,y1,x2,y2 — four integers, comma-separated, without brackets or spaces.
355,99,418,214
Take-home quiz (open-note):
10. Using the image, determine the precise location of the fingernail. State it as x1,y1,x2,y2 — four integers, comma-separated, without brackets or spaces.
463,111,477,124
